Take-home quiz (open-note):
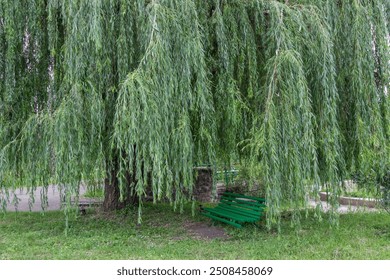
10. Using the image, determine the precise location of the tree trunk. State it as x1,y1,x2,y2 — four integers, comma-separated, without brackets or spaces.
103,175,124,211
103,159,137,211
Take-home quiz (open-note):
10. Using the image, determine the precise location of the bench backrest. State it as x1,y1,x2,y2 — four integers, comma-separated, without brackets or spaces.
219,192,266,217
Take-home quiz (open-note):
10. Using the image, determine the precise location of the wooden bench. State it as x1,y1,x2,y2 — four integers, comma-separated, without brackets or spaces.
77,200,103,214
77,200,103,207
62,200,103,214
201,192,266,228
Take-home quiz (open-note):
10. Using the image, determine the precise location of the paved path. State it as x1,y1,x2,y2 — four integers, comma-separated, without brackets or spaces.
0,186,381,213
1,185,88,212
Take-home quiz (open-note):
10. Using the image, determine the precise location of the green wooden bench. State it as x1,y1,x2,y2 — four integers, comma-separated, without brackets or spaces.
201,192,266,228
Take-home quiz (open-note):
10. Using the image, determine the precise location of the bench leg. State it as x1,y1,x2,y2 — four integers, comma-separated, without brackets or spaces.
79,206,86,215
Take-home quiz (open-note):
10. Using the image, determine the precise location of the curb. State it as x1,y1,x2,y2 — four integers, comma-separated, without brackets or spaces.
319,192,379,208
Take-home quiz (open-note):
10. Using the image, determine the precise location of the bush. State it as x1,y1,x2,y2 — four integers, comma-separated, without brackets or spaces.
352,168,390,212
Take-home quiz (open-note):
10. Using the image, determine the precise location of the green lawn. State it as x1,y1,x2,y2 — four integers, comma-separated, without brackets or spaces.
0,203,389,260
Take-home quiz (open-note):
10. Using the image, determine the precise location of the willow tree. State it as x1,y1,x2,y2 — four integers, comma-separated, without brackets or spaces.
0,0,389,229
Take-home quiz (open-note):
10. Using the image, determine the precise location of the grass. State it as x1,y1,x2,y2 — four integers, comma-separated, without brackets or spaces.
0,203,389,260
83,187,104,199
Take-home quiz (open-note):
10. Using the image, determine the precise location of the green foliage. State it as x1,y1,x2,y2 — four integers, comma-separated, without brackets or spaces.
0,0,389,230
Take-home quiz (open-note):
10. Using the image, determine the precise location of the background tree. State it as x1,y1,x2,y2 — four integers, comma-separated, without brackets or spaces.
0,0,388,229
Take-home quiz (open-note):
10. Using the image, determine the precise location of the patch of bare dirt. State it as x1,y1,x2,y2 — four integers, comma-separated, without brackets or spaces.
184,221,229,240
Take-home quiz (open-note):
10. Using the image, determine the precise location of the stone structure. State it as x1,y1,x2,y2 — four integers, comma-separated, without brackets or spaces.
193,167,230,202
193,167,214,202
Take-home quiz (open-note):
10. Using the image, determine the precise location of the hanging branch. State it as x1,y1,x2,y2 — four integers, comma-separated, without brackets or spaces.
0,0,388,231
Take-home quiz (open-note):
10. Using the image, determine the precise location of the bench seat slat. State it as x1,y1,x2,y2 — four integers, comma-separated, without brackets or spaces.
201,192,266,228
216,204,263,219
218,201,263,213
202,213,242,228
205,206,258,222
203,207,253,222
219,200,265,211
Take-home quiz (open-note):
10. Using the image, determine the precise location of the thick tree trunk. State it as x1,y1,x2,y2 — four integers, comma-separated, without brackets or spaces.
103,175,124,211
103,158,137,211
193,167,214,202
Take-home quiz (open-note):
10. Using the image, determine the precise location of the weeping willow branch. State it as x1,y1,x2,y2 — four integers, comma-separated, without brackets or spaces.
113,0,214,222
0,0,388,231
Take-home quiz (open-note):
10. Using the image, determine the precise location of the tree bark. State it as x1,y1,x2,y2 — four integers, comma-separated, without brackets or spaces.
103,158,137,211
103,174,123,211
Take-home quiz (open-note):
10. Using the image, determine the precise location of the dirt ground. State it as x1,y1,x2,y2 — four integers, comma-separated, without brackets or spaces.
184,221,229,240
